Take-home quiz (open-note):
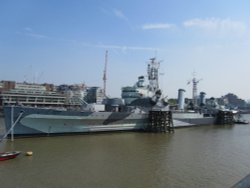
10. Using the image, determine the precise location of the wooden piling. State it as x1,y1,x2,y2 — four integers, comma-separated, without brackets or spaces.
216,110,234,125
147,111,174,133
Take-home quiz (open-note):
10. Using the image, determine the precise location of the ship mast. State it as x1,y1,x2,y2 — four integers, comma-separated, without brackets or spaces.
103,50,108,97
187,72,202,107
147,57,160,92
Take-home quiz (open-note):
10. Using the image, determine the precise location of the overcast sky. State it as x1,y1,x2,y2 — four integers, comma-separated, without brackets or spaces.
1,0,250,100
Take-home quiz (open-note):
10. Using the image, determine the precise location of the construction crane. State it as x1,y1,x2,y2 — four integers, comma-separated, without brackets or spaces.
103,50,108,97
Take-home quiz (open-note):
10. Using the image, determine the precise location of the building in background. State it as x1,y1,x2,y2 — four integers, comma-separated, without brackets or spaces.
84,87,105,104
0,81,105,111
0,81,65,110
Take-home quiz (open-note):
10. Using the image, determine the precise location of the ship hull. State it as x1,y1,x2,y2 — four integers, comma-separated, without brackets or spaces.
3,106,216,136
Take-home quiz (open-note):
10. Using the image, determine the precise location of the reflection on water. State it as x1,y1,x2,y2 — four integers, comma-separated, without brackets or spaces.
1,115,250,188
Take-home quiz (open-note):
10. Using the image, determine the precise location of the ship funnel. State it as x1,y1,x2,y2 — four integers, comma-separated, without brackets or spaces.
177,89,185,110
199,92,206,106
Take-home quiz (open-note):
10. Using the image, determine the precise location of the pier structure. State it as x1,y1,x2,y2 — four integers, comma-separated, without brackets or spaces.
216,110,234,125
147,111,174,133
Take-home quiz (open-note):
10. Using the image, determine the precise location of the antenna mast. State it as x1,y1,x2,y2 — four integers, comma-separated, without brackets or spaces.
147,57,160,92
103,50,108,97
187,72,202,107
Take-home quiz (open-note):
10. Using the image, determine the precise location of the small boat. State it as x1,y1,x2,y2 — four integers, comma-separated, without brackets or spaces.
0,151,21,161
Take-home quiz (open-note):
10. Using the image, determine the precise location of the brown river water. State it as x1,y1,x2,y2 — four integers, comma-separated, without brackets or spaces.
1,115,250,188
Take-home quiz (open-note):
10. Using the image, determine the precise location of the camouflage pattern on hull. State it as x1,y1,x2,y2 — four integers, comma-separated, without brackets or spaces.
3,106,216,136
3,106,148,135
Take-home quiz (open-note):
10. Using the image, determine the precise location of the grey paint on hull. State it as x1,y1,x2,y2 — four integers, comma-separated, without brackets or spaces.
3,106,216,135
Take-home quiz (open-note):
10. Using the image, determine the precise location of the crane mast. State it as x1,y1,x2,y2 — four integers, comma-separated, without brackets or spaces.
103,50,108,97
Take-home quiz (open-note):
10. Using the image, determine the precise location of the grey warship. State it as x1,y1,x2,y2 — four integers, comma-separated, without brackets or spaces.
3,58,217,136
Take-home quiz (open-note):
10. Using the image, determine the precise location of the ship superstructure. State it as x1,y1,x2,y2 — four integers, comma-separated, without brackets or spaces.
122,58,164,106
